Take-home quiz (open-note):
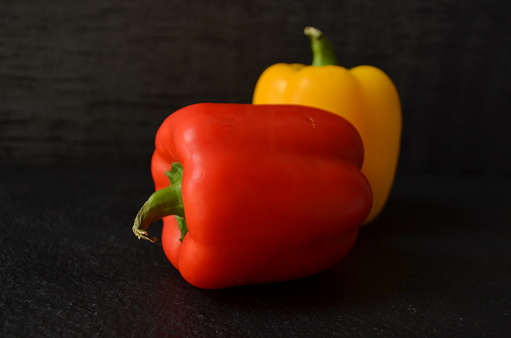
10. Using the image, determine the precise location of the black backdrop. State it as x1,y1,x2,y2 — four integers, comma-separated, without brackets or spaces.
2,0,510,175
2,1,511,336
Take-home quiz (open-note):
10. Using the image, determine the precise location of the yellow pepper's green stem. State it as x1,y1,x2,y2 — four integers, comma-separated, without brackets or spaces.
304,26,339,66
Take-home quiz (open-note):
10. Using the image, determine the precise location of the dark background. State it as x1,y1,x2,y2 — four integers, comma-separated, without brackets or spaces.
2,0,510,174
2,1,511,337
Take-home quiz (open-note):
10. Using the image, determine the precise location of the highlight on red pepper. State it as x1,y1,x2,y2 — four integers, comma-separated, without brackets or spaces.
132,103,372,289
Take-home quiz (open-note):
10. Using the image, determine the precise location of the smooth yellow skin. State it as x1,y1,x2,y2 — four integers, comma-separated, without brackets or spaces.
253,63,402,224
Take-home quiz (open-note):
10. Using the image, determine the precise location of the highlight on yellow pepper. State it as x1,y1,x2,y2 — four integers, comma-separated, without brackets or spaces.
253,27,402,224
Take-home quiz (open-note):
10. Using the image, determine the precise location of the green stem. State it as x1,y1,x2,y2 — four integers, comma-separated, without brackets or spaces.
303,26,339,66
132,162,187,243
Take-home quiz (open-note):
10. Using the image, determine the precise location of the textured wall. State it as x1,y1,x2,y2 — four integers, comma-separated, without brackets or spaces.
1,0,510,174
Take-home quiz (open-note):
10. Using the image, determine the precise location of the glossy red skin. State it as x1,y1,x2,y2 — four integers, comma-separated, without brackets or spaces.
150,103,372,289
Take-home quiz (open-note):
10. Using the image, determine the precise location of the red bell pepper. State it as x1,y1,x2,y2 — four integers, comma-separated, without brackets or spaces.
132,103,372,289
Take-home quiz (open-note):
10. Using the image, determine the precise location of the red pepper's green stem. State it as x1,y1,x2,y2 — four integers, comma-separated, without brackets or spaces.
304,26,339,66
132,163,187,243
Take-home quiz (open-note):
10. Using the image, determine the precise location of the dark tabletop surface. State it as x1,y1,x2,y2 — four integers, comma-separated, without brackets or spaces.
1,166,510,337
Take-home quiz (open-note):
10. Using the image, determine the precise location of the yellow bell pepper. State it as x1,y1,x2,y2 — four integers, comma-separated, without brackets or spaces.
253,27,402,224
